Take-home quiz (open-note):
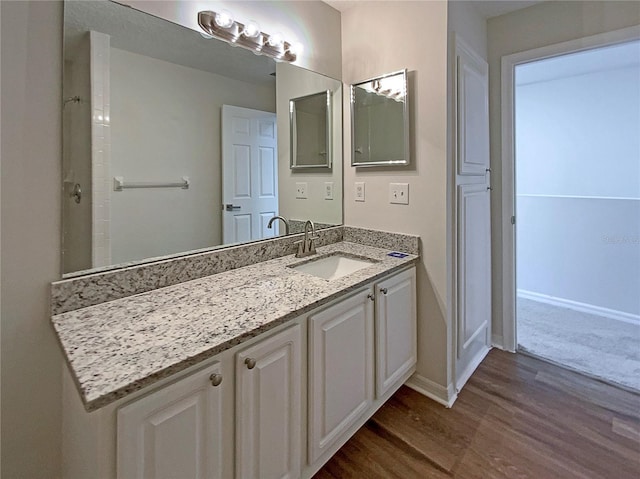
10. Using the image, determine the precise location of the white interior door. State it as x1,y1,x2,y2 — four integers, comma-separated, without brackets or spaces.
222,105,278,244
454,36,492,392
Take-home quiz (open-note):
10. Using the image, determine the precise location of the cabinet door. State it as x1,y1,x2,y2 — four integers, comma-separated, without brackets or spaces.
456,183,491,389
375,268,417,398
456,38,489,176
235,324,302,479
117,362,224,479
308,288,374,463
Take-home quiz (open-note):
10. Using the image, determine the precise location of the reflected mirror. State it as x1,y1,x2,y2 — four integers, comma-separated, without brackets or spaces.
62,1,343,277
290,90,332,169
351,69,409,167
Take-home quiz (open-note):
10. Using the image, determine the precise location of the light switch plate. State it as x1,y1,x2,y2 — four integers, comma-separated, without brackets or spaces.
296,182,308,199
389,183,409,204
324,182,334,200
355,182,365,202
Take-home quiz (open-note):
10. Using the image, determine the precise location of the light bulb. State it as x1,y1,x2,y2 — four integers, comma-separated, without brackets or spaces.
288,42,303,57
214,10,234,28
267,32,284,48
243,20,260,38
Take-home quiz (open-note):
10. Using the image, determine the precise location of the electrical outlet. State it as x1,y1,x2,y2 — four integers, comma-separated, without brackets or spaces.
355,182,365,202
389,183,409,205
324,182,334,200
296,182,308,199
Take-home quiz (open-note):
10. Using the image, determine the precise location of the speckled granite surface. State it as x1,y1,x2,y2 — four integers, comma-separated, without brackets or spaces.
51,227,344,315
51,226,419,315
52,241,417,411
343,226,420,255
289,219,337,234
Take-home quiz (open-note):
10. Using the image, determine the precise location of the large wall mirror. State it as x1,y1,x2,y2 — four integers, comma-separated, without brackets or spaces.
62,0,343,277
351,70,409,167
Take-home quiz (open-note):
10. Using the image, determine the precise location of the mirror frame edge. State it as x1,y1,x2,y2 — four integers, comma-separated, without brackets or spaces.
350,68,410,168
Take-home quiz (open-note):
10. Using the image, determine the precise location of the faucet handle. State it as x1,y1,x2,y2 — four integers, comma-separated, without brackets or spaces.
293,239,305,257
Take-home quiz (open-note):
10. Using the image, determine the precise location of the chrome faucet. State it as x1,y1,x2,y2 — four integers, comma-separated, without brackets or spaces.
295,220,319,258
267,215,290,235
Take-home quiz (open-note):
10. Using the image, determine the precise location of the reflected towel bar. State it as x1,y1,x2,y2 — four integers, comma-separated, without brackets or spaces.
113,176,190,191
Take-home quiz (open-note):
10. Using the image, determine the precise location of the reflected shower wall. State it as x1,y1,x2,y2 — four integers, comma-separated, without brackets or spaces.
62,32,92,273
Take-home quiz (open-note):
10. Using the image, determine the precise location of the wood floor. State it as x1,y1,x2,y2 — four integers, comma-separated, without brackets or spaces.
314,350,640,478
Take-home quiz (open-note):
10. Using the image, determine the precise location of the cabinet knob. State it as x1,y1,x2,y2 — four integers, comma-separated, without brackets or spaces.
245,357,257,369
209,373,223,387
367,293,375,301
380,287,388,295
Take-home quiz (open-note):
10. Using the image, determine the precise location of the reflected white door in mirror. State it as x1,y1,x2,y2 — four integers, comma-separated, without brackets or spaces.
222,105,278,243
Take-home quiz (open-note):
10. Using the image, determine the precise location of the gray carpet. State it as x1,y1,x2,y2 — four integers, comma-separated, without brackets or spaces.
517,297,640,391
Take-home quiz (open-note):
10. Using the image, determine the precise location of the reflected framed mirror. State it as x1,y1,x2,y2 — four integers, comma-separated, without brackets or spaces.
290,90,332,169
61,0,343,277
350,69,409,167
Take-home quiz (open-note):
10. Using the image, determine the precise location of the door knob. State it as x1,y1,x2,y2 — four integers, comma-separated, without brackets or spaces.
209,373,223,387
245,357,256,369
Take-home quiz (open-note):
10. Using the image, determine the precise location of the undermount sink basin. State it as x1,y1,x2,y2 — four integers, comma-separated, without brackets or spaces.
290,253,377,280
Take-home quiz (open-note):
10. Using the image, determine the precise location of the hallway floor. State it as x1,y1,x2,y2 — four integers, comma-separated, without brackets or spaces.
314,350,640,478
517,297,640,391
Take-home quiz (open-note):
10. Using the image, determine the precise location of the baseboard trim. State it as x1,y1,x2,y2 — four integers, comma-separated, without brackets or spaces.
517,289,640,326
491,334,505,349
405,373,457,408
455,346,490,393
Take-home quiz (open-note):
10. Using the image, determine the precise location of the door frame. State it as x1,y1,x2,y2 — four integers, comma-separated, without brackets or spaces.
499,25,640,352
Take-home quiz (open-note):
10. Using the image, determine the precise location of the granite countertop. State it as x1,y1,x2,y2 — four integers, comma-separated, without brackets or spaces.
52,241,418,411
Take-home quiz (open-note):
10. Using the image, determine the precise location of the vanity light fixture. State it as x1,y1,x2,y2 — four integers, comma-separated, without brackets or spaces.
198,10,298,62
361,75,406,102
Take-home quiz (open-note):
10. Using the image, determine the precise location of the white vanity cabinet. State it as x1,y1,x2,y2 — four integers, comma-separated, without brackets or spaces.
235,324,303,479
63,265,416,479
117,362,225,479
374,267,417,398
308,287,375,463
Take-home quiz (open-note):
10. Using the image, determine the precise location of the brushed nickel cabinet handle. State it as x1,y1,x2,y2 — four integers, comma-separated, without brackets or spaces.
245,358,257,369
209,373,223,387
367,293,375,301
380,287,388,295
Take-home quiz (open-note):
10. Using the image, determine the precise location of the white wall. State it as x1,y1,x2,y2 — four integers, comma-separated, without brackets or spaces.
516,57,640,316
1,1,63,476
110,47,275,264
276,62,343,226
342,1,451,387
488,0,640,344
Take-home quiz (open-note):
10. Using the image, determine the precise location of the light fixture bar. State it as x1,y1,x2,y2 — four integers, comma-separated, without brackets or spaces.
198,11,297,62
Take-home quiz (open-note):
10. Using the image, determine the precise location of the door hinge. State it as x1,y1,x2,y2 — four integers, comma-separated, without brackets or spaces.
511,216,516,225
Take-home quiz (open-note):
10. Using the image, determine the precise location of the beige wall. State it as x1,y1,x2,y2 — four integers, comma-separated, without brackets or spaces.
488,1,640,345
120,0,342,79
1,1,64,477
276,62,343,226
342,1,451,386
0,1,340,476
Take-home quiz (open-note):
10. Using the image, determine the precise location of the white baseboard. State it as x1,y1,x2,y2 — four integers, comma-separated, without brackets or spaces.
491,334,504,349
455,346,490,393
517,289,640,326
405,373,457,408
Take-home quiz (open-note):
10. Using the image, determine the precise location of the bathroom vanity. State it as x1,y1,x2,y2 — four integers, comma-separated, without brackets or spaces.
53,229,418,479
